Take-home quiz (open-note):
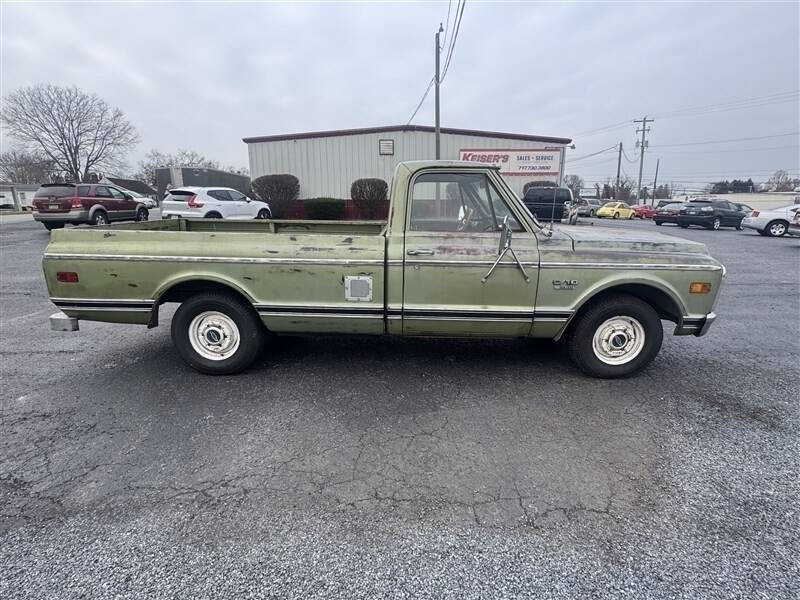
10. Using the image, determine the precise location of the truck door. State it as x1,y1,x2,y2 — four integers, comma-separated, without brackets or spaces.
401,169,539,337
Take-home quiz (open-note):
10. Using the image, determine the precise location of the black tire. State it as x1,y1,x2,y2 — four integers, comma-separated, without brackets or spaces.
43,222,64,230
735,220,743,231
171,292,265,375
91,211,108,226
136,207,149,222
757,229,769,236
613,212,619,219
589,210,595,217
708,217,721,230
679,223,689,229
566,293,663,379
256,209,270,220
654,220,663,226
764,220,788,237
204,212,222,219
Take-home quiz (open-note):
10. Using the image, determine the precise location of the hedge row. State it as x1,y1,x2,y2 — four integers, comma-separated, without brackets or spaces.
250,175,388,220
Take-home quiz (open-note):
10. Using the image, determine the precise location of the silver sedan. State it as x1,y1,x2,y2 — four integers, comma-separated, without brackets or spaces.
741,204,800,237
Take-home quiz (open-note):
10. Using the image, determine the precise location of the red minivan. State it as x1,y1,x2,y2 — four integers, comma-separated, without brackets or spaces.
32,183,149,230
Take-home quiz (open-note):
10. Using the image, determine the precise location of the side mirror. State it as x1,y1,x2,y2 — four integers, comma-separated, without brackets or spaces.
498,215,512,254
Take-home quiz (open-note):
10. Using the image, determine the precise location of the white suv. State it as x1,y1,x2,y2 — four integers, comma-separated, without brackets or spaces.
161,187,271,220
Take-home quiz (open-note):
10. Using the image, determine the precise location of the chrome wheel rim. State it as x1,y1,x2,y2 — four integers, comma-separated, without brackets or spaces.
769,223,785,236
592,316,646,365
713,219,720,229
138,210,148,221
95,214,106,224
188,311,240,361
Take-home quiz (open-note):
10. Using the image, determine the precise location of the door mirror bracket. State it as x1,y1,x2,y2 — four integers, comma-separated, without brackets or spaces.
481,216,531,284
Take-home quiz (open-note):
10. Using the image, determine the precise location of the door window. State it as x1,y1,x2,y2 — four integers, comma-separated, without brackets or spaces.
409,172,521,232
208,190,232,201
94,186,112,198
108,187,126,199
77,186,90,197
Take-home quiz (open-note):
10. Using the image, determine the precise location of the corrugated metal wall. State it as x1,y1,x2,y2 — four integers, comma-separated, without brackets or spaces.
247,131,566,198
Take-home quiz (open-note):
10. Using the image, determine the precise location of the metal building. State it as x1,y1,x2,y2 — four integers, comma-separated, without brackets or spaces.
155,167,251,200
244,125,572,199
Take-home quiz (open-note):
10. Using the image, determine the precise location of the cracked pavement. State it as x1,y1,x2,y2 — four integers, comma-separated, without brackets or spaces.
1,216,798,598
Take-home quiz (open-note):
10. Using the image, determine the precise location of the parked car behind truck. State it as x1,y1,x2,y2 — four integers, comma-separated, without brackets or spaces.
677,198,747,230
161,187,271,220
32,183,149,230
43,160,724,379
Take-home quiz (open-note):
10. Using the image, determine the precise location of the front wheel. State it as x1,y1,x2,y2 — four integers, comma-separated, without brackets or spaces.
628,213,634,219
589,210,595,217
709,217,721,230
679,223,689,229
136,207,149,221
654,220,663,226
566,293,663,378
256,208,270,220
171,292,265,375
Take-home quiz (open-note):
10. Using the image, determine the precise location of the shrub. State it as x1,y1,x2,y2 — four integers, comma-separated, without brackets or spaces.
350,178,388,220
523,180,558,195
251,174,299,218
304,197,346,220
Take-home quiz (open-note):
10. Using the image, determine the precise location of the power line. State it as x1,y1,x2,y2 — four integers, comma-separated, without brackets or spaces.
652,90,799,120
440,0,466,82
565,145,618,163
441,0,453,48
650,132,798,148
622,147,639,163
651,144,799,155
406,77,435,125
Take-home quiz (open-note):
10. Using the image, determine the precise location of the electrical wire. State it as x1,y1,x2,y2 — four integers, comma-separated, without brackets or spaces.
652,90,799,120
405,77,435,125
440,0,466,82
565,145,618,163
441,0,453,48
651,145,799,155
650,132,798,148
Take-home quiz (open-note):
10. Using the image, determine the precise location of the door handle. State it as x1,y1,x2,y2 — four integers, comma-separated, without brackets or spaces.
407,249,434,256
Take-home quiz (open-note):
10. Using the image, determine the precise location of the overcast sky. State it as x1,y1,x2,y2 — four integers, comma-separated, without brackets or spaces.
2,1,798,190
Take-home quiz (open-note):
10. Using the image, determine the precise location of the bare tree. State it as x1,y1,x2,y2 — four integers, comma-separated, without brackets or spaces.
563,174,583,199
766,169,793,192
0,148,56,184
1,84,139,183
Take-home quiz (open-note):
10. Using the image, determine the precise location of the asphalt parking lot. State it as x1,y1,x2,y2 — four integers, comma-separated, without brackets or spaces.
1,214,798,598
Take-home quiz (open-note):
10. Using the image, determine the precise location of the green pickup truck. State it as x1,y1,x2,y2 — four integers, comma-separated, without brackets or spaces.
43,160,724,378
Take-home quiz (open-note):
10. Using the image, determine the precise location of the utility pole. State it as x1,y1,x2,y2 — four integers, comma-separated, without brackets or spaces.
434,23,443,159
634,116,653,204
651,158,660,206
615,142,622,198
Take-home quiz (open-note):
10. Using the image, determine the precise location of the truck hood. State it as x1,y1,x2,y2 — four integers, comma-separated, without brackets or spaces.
555,227,709,255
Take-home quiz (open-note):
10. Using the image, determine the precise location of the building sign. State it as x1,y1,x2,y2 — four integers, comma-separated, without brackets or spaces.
459,148,562,176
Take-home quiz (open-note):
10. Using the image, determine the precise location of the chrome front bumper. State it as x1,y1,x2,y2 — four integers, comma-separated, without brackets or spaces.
696,312,716,337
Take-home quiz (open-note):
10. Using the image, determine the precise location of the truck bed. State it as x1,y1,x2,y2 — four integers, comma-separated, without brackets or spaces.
110,218,387,235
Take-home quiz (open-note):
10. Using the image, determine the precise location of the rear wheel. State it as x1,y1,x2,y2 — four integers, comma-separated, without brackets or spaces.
709,217,721,230
613,212,620,219
764,220,788,237
204,211,222,219
654,220,663,226
43,222,64,230
589,209,595,217
136,207,149,221
679,223,689,228
171,292,265,375
566,293,663,378
91,211,108,226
